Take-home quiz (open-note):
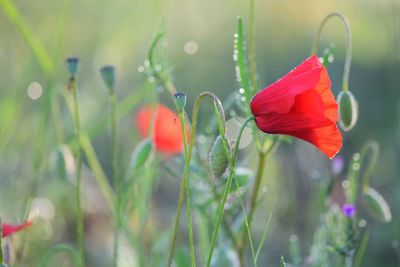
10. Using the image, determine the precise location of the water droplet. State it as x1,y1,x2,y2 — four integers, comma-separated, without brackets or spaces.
155,64,162,72
342,180,350,188
184,41,198,55
144,60,150,67
27,81,43,100
240,96,246,102
328,54,334,63
156,85,164,93
352,162,360,171
318,57,324,64
148,76,155,83
239,88,245,94
233,33,238,38
353,153,360,161
358,219,367,228
137,65,145,73
262,186,269,192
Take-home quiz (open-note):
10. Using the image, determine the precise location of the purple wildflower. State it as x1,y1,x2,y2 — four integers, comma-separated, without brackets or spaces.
332,155,344,175
342,203,356,217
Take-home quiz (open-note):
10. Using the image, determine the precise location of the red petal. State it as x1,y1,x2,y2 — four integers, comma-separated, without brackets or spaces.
250,55,325,116
255,90,332,133
288,123,342,159
251,55,342,158
2,222,32,237
135,104,185,154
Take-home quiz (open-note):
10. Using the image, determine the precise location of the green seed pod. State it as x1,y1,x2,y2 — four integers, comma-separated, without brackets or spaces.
363,186,392,223
130,138,153,173
173,92,187,113
100,65,116,92
209,135,231,178
337,90,358,131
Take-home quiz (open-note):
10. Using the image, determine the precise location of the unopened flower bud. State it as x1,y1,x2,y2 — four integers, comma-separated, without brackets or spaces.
363,186,392,223
173,92,187,113
100,66,116,92
209,135,231,178
337,90,358,131
66,57,80,78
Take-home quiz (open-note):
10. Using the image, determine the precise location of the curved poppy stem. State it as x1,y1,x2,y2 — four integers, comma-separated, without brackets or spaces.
167,92,227,267
205,116,255,267
311,12,352,92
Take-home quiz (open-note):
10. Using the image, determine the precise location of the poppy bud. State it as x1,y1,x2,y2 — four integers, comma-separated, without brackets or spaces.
173,92,187,113
100,66,116,92
66,57,80,78
337,90,358,131
209,135,231,178
363,186,392,223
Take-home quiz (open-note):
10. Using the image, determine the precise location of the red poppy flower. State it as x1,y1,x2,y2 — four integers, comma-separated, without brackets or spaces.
2,222,32,237
250,55,342,158
136,104,187,154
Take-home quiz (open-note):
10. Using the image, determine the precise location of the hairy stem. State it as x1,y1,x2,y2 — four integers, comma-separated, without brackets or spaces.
205,116,255,267
110,90,121,267
179,111,196,267
71,79,84,267
167,92,227,266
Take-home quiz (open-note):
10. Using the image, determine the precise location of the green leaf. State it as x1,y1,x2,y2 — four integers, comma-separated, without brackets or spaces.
129,138,153,174
363,186,392,223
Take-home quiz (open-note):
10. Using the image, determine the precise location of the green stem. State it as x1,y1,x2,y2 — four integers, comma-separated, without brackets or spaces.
205,116,254,267
39,244,79,267
71,79,84,267
238,150,267,265
110,91,121,267
167,92,226,266
178,111,196,267
311,12,352,92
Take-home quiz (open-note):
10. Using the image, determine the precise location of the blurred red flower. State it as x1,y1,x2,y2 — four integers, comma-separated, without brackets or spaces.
250,55,342,158
136,104,187,154
2,222,32,237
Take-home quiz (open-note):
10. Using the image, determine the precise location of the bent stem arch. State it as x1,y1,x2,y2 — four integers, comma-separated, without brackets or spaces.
311,12,352,92
167,92,228,267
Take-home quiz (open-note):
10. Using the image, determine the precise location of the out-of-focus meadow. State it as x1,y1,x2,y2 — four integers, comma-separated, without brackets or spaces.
0,0,399,266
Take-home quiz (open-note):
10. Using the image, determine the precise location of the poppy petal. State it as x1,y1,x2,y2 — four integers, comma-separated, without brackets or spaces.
250,55,342,158
250,56,325,116
136,104,185,154
2,222,32,237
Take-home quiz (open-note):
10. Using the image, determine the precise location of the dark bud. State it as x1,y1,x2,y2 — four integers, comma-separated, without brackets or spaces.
173,92,187,113
66,57,80,78
100,65,116,92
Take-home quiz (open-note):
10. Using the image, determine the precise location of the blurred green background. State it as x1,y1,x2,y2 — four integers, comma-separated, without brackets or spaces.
0,0,399,266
